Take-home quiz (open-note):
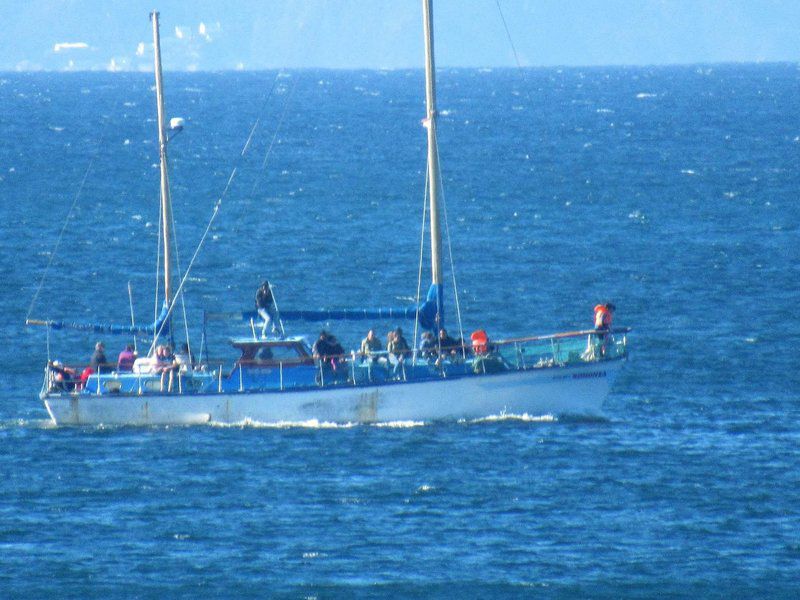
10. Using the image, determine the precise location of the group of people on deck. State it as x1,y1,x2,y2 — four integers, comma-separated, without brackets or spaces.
49,341,195,393
310,325,473,380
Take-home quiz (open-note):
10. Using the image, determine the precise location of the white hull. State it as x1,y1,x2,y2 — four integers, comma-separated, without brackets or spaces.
43,360,624,426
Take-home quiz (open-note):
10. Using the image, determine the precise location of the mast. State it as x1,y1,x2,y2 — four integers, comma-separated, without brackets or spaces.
151,11,173,309
422,0,443,290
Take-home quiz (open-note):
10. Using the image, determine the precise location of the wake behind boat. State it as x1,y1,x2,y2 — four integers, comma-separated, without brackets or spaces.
28,4,629,427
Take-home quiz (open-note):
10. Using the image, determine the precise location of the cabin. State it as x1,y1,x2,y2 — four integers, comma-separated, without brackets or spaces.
223,336,318,391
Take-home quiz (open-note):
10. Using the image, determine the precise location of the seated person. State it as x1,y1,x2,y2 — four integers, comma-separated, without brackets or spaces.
387,327,411,376
359,329,383,362
49,360,76,392
117,344,137,372
174,343,194,371
328,334,346,371
418,331,437,360
438,328,461,360
89,341,111,374
470,330,489,356
312,331,332,362
155,345,178,392
255,346,274,362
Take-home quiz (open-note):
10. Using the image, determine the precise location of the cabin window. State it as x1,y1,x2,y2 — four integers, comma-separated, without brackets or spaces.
264,345,303,360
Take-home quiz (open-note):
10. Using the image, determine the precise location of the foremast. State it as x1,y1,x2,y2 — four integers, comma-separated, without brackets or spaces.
422,0,444,327
151,11,174,313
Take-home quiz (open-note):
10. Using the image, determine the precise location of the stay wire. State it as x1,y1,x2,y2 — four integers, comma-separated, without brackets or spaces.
250,72,299,198
495,0,524,68
495,0,538,147
150,117,268,352
149,74,281,353
26,121,108,322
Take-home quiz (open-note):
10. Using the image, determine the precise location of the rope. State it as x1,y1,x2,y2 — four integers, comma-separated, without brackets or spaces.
267,282,286,337
149,72,284,352
495,0,527,73
168,193,192,352
412,166,430,363
250,72,299,197
495,0,539,154
26,123,107,322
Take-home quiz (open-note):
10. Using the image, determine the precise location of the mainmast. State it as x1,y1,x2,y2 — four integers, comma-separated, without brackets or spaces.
422,0,443,291
151,11,173,309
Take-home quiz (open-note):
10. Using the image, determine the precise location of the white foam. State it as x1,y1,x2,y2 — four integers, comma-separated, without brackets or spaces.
636,92,657,99
209,418,356,429
628,209,646,223
373,420,425,428
469,413,556,424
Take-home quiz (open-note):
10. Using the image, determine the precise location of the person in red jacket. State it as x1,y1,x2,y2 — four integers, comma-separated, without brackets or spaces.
594,303,614,331
593,303,615,356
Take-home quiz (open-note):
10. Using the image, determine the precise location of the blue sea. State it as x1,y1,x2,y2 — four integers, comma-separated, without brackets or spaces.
1,64,799,597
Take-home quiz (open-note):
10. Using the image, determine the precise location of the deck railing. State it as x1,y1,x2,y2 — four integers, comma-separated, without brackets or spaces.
44,328,630,396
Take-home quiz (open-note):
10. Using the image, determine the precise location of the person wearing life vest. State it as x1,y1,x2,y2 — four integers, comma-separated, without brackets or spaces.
592,302,615,357
470,329,489,356
594,303,614,332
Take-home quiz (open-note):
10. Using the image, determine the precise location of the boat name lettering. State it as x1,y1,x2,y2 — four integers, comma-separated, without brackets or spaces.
552,371,606,381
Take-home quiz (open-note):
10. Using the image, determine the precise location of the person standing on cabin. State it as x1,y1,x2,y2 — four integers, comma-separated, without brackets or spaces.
255,280,282,338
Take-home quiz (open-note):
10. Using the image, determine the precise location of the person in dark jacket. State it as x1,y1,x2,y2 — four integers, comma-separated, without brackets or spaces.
255,280,283,338
90,342,110,373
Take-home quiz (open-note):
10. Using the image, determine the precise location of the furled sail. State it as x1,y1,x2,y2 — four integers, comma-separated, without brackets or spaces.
208,284,444,330
27,303,170,336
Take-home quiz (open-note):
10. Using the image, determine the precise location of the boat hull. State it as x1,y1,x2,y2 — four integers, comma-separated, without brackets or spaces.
42,359,624,426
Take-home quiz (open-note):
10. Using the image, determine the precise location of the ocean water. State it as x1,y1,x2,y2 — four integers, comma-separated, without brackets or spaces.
1,64,799,597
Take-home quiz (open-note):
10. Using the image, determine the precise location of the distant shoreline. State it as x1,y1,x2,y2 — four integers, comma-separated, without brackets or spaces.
2,61,799,75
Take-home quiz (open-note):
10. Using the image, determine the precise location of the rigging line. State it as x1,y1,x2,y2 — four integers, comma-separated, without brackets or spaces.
434,132,466,356
250,72,300,197
150,155,245,352
26,123,107,322
495,0,527,74
151,72,280,352
168,194,191,350
494,0,538,148
149,197,222,354
413,166,430,363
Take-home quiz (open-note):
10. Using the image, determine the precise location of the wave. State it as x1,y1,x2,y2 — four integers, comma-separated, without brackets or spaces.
0,418,55,429
208,418,357,429
466,413,556,424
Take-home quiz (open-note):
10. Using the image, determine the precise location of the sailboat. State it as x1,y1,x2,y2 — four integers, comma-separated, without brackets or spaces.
29,5,629,426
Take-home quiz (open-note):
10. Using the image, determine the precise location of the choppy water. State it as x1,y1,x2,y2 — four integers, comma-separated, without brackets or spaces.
1,64,799,597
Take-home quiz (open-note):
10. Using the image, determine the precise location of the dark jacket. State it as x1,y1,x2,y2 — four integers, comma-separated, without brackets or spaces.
255,285,274,309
